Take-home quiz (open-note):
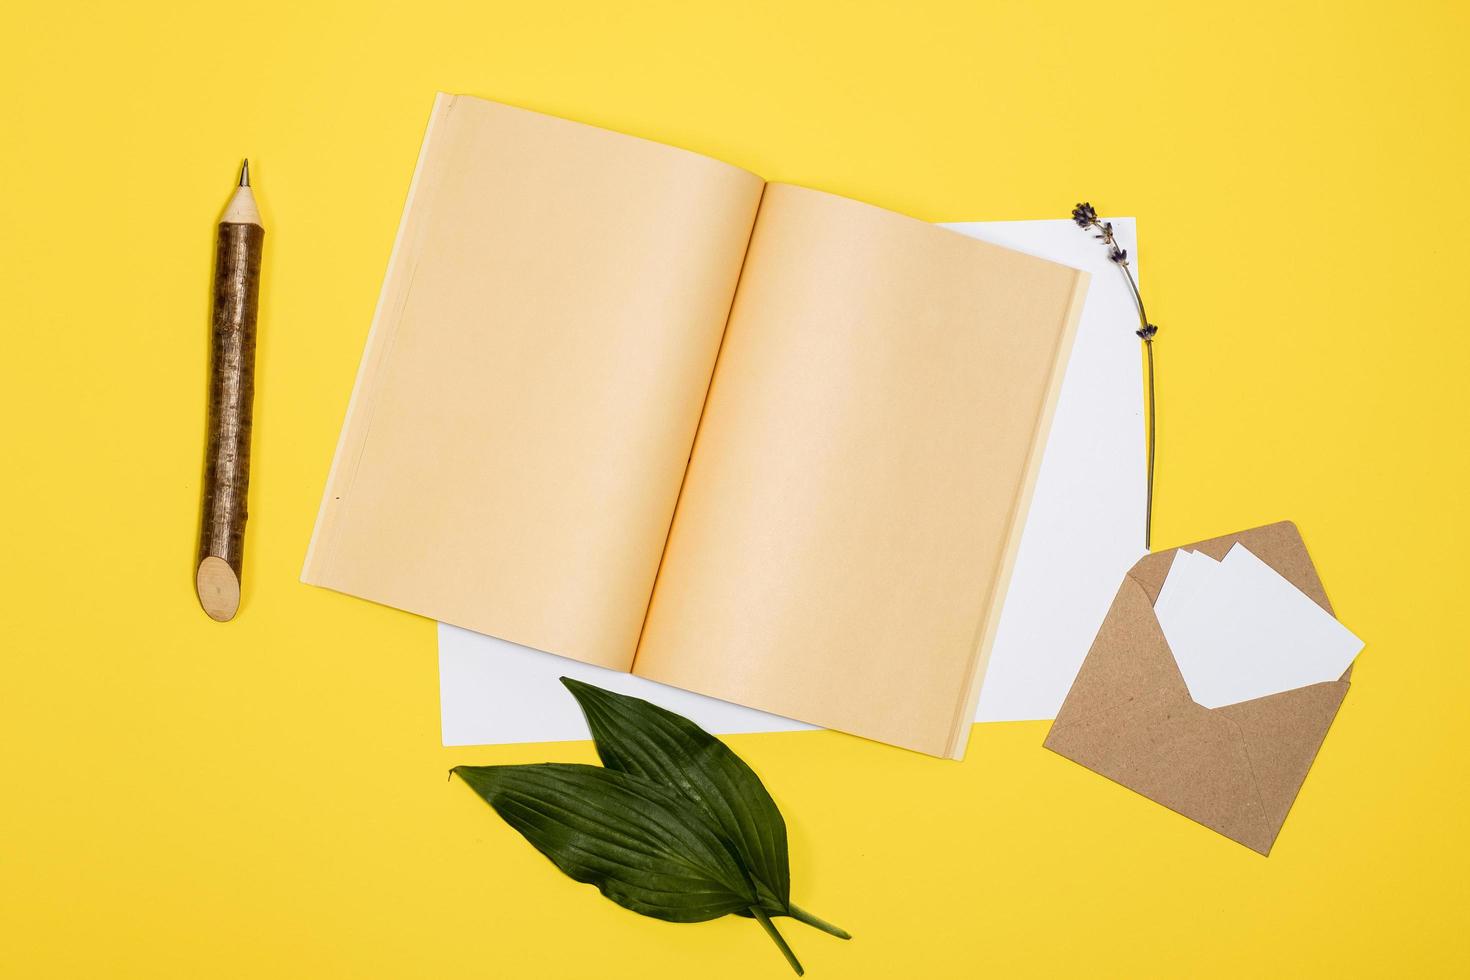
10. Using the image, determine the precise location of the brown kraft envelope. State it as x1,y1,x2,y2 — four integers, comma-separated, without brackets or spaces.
1044,521,1352,855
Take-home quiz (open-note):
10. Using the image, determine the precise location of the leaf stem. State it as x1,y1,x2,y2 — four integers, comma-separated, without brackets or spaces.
788,904,851,940
752,906,804,976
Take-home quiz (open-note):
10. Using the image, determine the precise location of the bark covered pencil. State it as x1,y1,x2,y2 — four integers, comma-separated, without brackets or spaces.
196,159,264,622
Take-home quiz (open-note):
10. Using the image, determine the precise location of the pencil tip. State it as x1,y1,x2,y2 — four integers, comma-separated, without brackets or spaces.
239,158,250,187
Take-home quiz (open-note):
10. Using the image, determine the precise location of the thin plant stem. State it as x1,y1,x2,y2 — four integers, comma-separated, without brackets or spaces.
788,904,852,939
752,906,804,976
1072,203,1159,552
1123,260,1158,552
1143,338,1155,551
1111,248,1157,551
1117,257,1150,326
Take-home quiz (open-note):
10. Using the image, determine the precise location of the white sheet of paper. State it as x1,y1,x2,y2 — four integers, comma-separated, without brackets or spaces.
439,623,815,744
958,219,1148,721
1154,543,1364,709
438,218,1147,746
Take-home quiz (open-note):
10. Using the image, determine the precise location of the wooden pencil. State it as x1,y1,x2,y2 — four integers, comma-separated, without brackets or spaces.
196,159,264,622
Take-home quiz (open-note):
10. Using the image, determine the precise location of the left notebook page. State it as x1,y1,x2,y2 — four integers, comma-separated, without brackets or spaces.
304,94,765,670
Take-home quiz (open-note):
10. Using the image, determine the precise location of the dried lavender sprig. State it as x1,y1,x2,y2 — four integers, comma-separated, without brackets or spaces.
1072,202,1158,550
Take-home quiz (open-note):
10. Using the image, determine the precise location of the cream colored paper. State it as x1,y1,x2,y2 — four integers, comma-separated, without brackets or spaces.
632,185,1087,757
436,218,1142,747
303,94,764,669
308,95,1088,756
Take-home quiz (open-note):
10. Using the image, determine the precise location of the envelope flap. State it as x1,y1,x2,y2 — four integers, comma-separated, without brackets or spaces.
1213,679,1350,833
1128,520,1332,614
1134,520,1350,687
1046,686,1278,853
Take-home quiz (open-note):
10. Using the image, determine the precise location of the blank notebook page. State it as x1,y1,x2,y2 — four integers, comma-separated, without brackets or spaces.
632,184,1087,757
303,94,764,670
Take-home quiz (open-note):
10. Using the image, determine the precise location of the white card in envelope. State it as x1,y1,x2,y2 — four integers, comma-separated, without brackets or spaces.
1154,543,1364,709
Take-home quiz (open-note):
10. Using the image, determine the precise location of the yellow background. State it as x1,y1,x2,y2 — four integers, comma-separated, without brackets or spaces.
3,0,1467,975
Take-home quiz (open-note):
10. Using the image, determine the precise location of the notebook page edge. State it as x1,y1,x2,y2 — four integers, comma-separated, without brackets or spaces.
302,92,458,584
943,265,1091,759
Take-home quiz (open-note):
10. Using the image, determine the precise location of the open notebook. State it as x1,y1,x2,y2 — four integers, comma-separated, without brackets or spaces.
305,93,1089,758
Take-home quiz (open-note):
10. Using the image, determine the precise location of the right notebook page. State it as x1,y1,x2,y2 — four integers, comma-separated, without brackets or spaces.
632,184,1088,757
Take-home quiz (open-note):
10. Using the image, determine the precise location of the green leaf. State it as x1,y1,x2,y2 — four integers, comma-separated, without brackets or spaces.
452,763,755,923
559,677,790,911
454,762,811,973
560,678,849,940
